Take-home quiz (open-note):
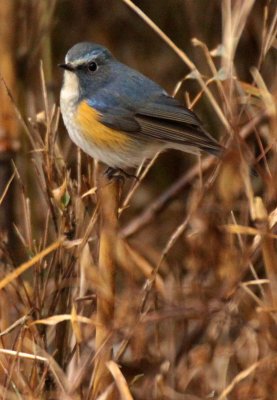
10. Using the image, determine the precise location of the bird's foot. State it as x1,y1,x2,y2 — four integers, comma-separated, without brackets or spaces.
104,167,139,182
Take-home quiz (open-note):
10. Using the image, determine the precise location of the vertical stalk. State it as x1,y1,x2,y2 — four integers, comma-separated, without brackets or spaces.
92,166,121,398
255,198,277,307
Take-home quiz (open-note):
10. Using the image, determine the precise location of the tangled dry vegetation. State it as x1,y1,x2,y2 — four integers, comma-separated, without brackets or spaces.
0,1,277,399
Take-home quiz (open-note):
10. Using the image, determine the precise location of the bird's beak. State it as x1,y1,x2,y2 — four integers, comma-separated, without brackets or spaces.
58,63,75,72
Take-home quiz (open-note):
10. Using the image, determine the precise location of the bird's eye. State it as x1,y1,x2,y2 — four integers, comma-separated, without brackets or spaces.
87,62,98,72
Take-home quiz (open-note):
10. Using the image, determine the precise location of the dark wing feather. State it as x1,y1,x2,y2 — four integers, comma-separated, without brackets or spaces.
137,101,201,125
135,98,222,155
100,95,222,156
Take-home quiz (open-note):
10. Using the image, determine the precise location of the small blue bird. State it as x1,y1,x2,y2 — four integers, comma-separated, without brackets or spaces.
59,42,222,177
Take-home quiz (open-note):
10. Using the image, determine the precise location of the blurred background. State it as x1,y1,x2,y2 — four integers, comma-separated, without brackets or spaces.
0,0,276,399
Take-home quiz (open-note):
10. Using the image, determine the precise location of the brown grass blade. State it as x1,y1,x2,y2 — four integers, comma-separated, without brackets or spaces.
0,238,63,290
106,361,133,400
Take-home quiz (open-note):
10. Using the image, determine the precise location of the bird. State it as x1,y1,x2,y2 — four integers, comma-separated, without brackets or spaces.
59,42,222,179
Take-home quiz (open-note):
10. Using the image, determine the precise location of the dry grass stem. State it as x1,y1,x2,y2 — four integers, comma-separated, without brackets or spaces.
92,171,121,398
0,1,276,398
106,361,133,400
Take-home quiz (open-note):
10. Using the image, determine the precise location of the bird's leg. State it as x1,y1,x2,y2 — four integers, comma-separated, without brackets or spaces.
104,167,124,181
104,167,139,182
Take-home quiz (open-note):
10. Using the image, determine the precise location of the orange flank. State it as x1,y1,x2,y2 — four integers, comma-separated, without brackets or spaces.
75,100,130,149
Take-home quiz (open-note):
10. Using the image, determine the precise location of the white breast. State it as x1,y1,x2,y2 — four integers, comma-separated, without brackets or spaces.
60,71,87,151
60,71,79,102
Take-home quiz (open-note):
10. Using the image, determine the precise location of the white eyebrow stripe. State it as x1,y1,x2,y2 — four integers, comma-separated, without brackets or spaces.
65,51,99,65
65,57,89,66
71,59,89,66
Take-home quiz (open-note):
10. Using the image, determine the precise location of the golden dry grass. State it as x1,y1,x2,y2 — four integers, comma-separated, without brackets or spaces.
0,1,276,399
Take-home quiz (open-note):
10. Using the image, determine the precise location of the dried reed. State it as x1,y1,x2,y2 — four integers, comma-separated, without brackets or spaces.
0,1,276,399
